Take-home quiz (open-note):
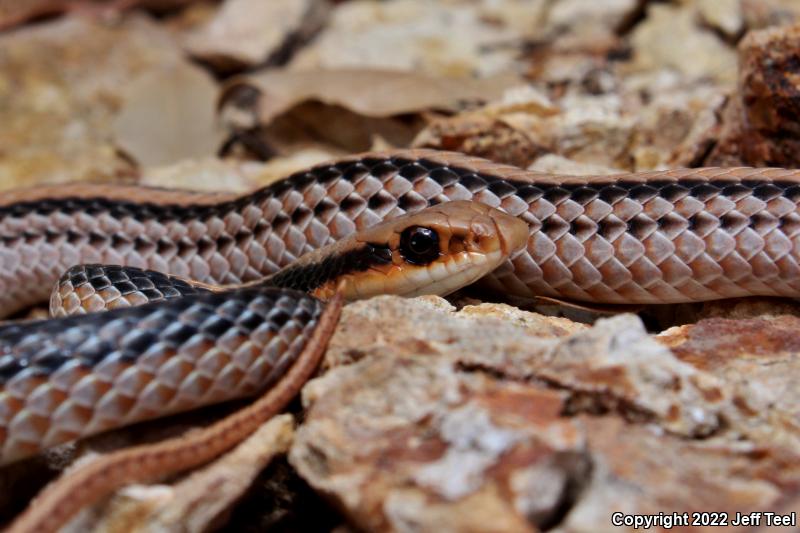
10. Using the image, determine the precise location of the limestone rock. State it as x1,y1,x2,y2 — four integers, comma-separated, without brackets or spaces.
742,0,800,30
696,0,744,40
184,0,327,72
291,296,800,531
628,3,737,84
287,0,526,78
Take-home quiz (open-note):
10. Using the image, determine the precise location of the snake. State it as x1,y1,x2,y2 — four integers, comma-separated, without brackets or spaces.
3,196,527,533
4,148,800,531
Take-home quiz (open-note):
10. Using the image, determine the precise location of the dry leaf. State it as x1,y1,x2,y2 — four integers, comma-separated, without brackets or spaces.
220,69,524,127
0,15,193,189
112,62,223,167
218,69,522,156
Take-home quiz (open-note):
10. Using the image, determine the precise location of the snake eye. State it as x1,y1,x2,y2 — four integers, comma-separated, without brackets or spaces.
400,226,440,265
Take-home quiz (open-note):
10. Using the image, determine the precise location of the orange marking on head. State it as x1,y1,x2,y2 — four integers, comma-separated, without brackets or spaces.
304,201,529,300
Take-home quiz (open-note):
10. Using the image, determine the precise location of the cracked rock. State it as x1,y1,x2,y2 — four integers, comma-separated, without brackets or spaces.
290,296,800,532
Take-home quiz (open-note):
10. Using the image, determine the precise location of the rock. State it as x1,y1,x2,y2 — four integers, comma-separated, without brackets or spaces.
287,0,526,77
545,0,640,36
415,89,634,170
644,297,800,327
706,22,800,167
626,76,728,169
658,315,800,450
546,93,634,168
139,157,264,192
527,154,621,175
247,147,346,187
290,296,800,531
742,0,800,30
527,0,637,84
628,3,737,84
457,301,588,338
480,85,559,118
738,23,800,166
413,113,549,169
183,0,328,73
696,0,744,40
411,84,556,166
558,416,795,531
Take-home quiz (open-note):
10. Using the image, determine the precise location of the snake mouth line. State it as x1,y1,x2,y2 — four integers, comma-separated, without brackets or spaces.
391,249,506,298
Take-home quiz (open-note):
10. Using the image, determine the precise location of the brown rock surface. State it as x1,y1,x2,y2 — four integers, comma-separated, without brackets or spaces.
738,23,800,167
708,22,800,167
659,315,800,450
697,0,744,40
627,3,737,84
742,0,800,30
290,296,800,532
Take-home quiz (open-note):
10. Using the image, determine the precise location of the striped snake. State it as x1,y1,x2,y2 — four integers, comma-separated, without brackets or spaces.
4,149,800,531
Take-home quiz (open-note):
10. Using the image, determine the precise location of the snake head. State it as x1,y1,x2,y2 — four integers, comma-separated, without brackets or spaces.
305,200,529,300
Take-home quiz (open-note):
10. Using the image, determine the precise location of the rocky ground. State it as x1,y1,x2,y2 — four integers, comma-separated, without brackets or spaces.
2,0,800,531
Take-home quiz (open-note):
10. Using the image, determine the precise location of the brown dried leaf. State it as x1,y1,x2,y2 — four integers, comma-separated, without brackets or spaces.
0,15,206,189
0,0,68,30
112,61,223,167
221,69,523,127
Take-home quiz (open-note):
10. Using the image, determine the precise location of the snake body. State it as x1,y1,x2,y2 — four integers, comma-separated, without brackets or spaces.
1,200,525,465
0,287,324,465
1,150,799,318
4,149,800,531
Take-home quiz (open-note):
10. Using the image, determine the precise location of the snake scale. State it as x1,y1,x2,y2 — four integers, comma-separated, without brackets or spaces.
4,148,800,532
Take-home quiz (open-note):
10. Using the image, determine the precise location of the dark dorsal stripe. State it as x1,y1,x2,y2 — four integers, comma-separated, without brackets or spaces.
1,156,800,244
0,156,797,218
267,243,393,293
